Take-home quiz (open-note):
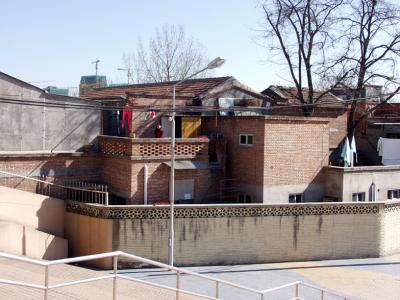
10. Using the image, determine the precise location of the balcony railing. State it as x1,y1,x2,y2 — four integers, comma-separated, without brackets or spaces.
98,135,209,158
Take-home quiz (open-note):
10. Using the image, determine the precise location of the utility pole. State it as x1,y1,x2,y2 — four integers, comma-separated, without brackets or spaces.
92,59,100,76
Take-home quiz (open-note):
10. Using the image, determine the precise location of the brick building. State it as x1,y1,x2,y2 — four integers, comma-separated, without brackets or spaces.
202,116,330,203
0,75,349,204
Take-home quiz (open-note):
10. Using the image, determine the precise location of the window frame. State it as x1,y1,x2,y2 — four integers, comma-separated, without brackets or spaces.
352,192,366,202
239,134,254,146
388,189,400,200
289,193,304,203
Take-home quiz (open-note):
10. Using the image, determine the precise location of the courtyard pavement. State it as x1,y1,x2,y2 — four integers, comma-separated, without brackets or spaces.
120,254,400,300
1,254,399,299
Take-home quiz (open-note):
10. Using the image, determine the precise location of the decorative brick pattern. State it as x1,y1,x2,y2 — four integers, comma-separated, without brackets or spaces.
139,143,206,157
100,139,129,156
65,201,399,220
99,136,209,158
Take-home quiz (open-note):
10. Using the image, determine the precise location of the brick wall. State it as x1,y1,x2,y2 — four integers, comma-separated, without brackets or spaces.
100,156,212,205
263,118,330,186
272,107,347,148
0,153,100,194
203,116,330,203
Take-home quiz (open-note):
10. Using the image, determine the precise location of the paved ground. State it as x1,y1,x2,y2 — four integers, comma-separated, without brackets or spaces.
1,255,399,299
0,258,208,300
121,255,400,300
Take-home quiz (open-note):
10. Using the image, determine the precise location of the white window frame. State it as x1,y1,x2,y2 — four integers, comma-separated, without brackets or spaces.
239,134,254,146
352,192,365,202
289,193,304,203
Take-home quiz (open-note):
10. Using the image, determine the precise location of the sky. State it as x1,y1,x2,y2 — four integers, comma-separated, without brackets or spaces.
0,0,289,92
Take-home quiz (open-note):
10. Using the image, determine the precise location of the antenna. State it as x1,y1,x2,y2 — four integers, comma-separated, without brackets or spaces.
91,59,100,76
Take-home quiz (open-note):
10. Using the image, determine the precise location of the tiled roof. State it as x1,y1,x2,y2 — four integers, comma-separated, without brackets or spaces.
82,77,233,100
262,85,346,107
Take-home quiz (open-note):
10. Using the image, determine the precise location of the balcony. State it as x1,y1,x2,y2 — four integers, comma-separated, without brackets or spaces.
98,135,209,159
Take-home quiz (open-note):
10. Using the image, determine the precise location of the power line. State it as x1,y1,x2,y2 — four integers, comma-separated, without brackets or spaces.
0,94,398,114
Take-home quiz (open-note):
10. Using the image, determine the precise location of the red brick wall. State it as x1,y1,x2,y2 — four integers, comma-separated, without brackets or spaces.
100,157,211,205
202,117,266,186
202,116,330,202
263,118,330,187
0,154,100,194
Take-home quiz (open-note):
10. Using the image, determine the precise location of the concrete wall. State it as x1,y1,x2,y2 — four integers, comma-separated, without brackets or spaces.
0,221,67,260
64,212,113,268
0,186,65,237
65,201,400,269
0,186,68,260
0,72,101,151
325,166,400,202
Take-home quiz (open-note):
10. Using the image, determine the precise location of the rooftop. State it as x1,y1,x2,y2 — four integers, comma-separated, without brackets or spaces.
82,76,233,100
262,85,346,107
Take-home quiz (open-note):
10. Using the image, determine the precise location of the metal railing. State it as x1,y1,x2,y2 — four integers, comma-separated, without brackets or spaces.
0,251,351,300
0,170,109,205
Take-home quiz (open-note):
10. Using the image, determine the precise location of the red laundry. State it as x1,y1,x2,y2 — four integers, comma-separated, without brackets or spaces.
121,107,132,133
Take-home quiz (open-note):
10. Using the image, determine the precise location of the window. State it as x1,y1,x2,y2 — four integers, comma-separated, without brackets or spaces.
239,134,253,146
388,189,400,199
352,192,365,202
210,133,224,140
238,194,252,203
289,193,303,203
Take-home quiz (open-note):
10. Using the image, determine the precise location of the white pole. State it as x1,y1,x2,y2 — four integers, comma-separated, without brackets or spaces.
144,165,148,205
169,86,176,266
167,57,225,267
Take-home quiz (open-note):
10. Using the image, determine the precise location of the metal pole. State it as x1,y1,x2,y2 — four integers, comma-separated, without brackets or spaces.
166,60,224,267
215,281,220,299
144,165,148,205
113,255,118,300
105,191,109,206
176,270,180,300
169,85,176,266
44,265,49,300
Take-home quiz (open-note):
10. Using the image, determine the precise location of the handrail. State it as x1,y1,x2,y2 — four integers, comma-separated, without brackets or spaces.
0,251,351,300
261,281,301,293
299,281,350,299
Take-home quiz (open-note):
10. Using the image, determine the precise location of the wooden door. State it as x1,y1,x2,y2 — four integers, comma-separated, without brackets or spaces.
182,117,201,138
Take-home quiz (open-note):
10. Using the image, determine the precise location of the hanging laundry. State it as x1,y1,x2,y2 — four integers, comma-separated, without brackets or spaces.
121,105,133,134
341,137,352,167
145,111,156,120
377,137,400,165
350,135,357,166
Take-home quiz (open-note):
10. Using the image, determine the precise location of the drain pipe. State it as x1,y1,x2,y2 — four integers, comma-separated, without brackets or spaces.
144,165,148,205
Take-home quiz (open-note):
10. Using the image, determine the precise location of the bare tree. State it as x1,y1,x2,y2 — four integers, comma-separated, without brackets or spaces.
261,0,344,116
334,0,400,135
261,0,400,133
125,25,211,83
